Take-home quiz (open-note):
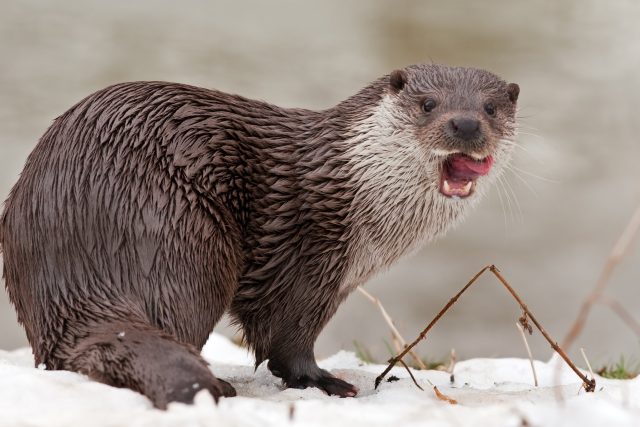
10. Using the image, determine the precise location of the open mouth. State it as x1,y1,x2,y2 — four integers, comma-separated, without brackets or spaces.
439,153,493,198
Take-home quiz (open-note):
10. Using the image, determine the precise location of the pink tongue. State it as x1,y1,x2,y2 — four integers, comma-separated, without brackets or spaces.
446,154,493,180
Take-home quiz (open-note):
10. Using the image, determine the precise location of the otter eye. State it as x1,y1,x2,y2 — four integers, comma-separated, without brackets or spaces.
484,102,497,117
422,98,437,113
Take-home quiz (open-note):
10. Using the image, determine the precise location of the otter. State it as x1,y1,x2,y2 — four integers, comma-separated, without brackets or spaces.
0,64,519,408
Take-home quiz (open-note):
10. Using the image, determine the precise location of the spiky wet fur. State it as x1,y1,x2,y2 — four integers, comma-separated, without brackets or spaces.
0,64,518,407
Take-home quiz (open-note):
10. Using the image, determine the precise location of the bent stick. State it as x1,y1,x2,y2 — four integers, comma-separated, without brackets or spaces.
373,265,595,392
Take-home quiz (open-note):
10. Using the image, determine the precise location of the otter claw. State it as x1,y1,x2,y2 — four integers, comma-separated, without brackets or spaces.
284,370,358,398
316,375,358,397
216,378,237,398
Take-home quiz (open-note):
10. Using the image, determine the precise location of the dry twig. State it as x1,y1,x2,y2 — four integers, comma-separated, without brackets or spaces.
579,348,595,388
516,321,538,387
398,359,423,391
562,204,640,349
445,349,456,384
374,265,490,388
374,265,595,392
398,359,459,404
433,386,458,405
596,295,640,337
357,286,427,370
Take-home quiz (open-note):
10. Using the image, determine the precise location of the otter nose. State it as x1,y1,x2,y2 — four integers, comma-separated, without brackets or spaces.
448,117,480,141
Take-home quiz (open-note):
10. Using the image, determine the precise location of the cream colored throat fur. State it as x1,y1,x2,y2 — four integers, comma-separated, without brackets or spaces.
339,95,481,294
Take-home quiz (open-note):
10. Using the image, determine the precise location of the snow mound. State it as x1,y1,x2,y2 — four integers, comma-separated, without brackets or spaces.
1,334,638,427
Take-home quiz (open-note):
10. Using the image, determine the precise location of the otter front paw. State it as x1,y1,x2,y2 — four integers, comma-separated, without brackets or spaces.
284,370,358,397
267,359,357,397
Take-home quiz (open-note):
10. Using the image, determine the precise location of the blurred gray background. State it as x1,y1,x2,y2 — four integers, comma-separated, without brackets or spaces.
1,0,639,366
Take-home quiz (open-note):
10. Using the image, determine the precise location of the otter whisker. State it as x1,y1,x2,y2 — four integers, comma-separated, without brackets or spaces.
501,141,532,156
504,164,540,197
509,164,558,183
496,174,518,225
492,175,510,233
501,173,524,223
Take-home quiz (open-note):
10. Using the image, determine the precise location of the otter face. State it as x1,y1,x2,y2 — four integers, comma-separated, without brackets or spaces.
389,64,519,199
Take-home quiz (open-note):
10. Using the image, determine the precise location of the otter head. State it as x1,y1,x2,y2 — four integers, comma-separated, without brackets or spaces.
388,64,519,200
334,64,520,286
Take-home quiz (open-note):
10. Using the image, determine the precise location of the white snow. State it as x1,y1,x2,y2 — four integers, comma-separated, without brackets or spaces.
0,333,638,427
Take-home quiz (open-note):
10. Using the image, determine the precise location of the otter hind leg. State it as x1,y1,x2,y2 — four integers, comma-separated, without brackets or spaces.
65,318,236,409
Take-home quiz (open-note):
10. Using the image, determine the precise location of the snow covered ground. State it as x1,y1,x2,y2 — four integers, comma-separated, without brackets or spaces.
1,333,638,427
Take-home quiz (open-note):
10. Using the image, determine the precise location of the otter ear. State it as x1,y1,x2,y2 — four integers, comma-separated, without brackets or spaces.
507,83,520,103
389,70,408,92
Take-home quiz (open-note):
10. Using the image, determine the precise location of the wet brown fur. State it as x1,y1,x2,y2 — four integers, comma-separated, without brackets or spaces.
1,64,518,407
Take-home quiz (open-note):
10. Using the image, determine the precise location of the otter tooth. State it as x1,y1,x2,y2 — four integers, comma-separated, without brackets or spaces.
443,179,452,194
463,181,473,194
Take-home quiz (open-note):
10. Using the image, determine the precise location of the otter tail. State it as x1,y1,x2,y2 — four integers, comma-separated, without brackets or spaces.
64,318,236,409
